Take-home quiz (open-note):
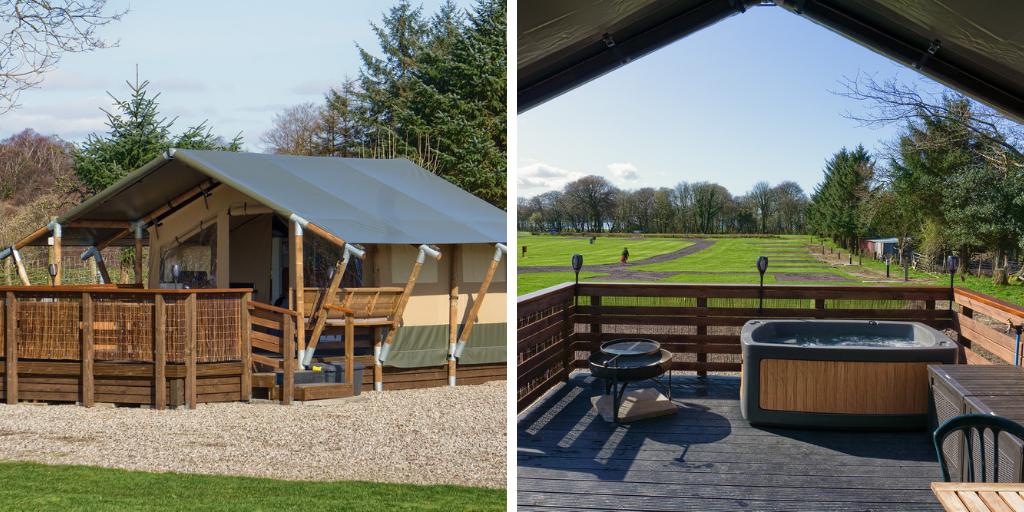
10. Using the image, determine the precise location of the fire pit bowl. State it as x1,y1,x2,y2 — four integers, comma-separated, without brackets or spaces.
589,338,674,422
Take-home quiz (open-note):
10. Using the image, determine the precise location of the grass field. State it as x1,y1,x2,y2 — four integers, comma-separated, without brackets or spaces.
518,233,691,267
0,461,505,512
515,234,1024,307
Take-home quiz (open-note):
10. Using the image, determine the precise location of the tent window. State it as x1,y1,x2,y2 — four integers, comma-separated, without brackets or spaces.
159,222,217,288
303,231,364,289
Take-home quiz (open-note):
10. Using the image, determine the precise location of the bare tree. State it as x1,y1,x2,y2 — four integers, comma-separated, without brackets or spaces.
835,73,1024,171
262,102,322,155
0,0,125,113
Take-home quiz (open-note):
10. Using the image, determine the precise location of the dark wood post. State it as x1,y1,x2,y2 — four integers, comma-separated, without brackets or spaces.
561,294,574,379
154,294,166,410
814,298,826,319
185,293,197,409
696,296,708,377
589,295,602,356
282,312,294,405
240,292,252,402
81,293,94,407
344,312,354,387
5,292,16,404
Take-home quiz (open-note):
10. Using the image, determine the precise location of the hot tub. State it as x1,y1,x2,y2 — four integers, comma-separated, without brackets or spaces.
740,319,957,429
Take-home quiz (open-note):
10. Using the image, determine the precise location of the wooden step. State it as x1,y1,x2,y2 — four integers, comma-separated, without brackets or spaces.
294,382,355,401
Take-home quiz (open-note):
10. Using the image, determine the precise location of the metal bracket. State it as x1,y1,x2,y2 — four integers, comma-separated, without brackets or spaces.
914,39,941,70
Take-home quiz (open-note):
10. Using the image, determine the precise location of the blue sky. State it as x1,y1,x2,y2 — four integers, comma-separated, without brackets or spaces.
0,0,464,150
517,5,947,198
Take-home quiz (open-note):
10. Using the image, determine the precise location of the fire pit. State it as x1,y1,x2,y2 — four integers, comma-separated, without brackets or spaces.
589,338,674,422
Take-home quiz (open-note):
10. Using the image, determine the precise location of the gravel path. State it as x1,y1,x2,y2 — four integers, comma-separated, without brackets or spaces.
0,381,507,489
519,238,715,273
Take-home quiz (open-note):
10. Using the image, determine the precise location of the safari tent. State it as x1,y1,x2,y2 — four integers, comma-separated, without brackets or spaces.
0,150,506,406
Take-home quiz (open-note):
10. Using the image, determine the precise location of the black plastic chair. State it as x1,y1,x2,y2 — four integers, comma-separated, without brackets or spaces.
934,413,1024,482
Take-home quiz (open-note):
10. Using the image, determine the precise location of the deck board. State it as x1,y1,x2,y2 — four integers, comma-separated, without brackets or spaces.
518,374,944,511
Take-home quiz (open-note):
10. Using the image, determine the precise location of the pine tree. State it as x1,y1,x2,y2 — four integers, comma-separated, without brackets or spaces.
74,75,241,193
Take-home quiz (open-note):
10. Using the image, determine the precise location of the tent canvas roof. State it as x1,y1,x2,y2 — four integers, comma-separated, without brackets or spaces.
52,150,506,247
518,0,1024,121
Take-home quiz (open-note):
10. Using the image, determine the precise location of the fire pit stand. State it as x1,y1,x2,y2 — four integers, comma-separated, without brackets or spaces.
589,338,674,422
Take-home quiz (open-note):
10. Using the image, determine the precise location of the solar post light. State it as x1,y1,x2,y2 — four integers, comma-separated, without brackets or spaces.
885,255,890,278
171,264,181,288
48,263,58,285
946,255,959,310
756,256,768,315
572,253,583,305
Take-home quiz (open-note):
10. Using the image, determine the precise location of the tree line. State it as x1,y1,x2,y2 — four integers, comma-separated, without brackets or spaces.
517,175,809,235
261,0,507,207
808,75,1024,283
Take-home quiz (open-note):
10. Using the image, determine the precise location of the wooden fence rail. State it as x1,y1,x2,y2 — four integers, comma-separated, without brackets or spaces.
518,282,970,413
953,287,1024,366
0,286,249,408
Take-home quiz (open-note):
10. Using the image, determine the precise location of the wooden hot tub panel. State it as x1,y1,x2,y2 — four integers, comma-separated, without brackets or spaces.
759,359,939,415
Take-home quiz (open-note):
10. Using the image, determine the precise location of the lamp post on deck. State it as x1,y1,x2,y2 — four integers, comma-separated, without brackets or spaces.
946,255,959,311
571,254,583,306
756,256,768,316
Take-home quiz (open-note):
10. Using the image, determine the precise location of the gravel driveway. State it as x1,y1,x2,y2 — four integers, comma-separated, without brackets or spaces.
0,381,506,489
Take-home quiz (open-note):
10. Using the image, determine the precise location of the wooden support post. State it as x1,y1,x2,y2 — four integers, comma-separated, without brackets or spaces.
344,312,354,387
289,220,305,368
154,294,166,410
454,246,503,355
52,229,62,286
373,326,383,392
185,293,197,409
448,245,459,386
562,295,573,380
814,298,826,319
696,296,708,377
589,295,602,355
12,250,30,286
282,312,294,405
81,293,94,407
377,246,440,386
134,230,144,286
5,292,16,404
304,257,347,365
240,292,252,402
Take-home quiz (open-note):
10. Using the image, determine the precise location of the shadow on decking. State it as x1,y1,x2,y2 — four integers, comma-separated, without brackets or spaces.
518,373,942,511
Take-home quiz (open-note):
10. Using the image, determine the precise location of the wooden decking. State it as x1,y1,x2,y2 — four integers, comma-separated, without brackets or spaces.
518,373,944,511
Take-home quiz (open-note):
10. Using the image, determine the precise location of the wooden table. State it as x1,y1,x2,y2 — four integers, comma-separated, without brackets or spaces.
932,482,1024,511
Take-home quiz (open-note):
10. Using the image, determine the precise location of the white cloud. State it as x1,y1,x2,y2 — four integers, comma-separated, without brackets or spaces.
517,162,585,197
607,162,639,184
0,94,115,141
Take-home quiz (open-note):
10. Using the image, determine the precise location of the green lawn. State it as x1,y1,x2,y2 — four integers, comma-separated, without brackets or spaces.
636,237,822,273
517,233,691,267
516,233,1024,307
518,271,603,296
0,461,505,512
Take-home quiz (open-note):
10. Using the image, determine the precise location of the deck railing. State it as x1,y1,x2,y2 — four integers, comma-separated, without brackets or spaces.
517,282,1022,413
0,286,250,408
